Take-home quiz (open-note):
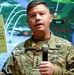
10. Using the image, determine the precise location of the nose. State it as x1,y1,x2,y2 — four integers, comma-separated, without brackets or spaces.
36,14,41,22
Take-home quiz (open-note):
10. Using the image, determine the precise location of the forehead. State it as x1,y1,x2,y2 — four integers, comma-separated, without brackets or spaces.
28,4,49,14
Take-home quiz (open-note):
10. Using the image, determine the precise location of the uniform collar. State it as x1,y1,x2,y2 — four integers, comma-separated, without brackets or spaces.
30,33,60,50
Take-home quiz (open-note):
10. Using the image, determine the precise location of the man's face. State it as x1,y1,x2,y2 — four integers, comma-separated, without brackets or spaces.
27,4,52,33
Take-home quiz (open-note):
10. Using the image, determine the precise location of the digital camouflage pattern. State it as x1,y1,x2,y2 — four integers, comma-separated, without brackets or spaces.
1,33,74,75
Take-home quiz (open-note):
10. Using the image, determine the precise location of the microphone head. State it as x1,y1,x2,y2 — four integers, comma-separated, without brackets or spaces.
42,44,49,52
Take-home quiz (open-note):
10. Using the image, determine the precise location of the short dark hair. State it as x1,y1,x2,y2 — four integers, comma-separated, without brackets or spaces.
27,0,48,14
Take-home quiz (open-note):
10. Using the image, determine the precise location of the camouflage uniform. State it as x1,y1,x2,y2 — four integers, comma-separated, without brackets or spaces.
1,33,74,75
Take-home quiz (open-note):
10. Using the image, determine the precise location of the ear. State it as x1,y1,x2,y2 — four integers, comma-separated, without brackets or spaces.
49,14,52,22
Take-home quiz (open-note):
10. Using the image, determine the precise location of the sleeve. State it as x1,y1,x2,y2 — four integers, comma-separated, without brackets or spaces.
2,42,25,75
53,46,74,75
2,53,24,75
2,53,14,75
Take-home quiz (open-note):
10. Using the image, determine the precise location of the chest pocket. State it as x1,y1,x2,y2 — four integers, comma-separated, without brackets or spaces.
48,45,68,69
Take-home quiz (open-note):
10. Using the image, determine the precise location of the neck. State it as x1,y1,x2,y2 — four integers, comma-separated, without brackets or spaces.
33,31,51,40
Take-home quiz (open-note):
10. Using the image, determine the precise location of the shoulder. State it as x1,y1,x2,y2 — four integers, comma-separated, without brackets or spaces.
12,38,32,55
51,33,72,46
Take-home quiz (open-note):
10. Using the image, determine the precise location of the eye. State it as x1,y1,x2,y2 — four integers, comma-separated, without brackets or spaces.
30,14,36,18
40,12,45,16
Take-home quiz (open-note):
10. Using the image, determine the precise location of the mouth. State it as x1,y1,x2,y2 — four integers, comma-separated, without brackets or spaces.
35,23,44,27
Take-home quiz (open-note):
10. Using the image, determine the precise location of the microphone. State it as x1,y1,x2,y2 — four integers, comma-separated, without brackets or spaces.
42,44,49,61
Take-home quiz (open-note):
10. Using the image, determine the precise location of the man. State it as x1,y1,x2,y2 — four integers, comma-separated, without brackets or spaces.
1,0,74,75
